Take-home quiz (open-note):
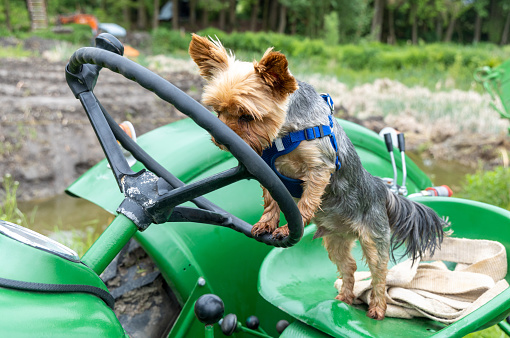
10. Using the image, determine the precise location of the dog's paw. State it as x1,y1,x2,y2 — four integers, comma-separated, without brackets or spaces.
366,306,386,320
271,225,289,239
335,292,354,305
251,220,277,236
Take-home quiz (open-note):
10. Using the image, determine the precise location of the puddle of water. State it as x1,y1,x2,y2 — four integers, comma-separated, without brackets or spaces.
17,194,114,255
406,152,475,193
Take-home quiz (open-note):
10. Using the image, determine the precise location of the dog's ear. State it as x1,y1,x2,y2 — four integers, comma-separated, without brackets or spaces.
254,48,298,99
189,34,229,80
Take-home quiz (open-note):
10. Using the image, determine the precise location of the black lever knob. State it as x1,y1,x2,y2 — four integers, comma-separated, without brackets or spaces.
95,33,124,56
220,313,238,336
194,294,224,325
245,315,260,330
276,320,290,334
397,133,405,152
384,133,393,152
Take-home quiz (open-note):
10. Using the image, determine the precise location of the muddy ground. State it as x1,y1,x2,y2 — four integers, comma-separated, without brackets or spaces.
1,38,509,201
0,55,202,200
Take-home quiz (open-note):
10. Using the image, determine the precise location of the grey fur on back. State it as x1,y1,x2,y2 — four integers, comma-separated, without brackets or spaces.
282,80,446,261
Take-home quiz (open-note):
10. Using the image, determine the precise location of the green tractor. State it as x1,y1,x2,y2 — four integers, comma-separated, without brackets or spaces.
1,35,509,337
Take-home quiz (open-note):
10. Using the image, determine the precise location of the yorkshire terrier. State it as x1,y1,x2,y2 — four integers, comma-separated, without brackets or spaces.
189,34,447,320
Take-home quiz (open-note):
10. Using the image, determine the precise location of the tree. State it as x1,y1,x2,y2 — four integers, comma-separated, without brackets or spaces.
387,0,404,44
371,0,385,41
153,0,160,29
228,0,236,31
442,0,472,42
189,0,197,29
501,1,510,45
3,0,11,32
278,2,287,34
137,0,147,30
172,0,178,30
333,0,371,43
472,0,489,43
249,0,259,30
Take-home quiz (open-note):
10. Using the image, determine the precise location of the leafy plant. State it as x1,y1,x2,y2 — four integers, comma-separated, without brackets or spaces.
0,174,33,226
458,166,510,210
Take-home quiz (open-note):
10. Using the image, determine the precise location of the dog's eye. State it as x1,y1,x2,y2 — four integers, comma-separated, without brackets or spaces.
238,115,254,123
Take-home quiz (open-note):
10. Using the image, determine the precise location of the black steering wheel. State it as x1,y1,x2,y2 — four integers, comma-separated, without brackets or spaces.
65,34,303,248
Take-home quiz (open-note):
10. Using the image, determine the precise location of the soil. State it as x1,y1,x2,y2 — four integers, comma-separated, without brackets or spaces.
0,51,204,201
1,37,509,201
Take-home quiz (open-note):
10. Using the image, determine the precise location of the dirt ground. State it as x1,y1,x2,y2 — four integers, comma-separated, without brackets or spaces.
0,54,203,200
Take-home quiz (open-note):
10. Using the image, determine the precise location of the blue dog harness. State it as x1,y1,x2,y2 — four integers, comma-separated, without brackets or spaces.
261,94,341,198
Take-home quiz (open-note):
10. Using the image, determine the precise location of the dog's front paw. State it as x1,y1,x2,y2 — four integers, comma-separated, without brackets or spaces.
335,292,354,305
271,225,289,239
252,220,277,236
366,306,386,320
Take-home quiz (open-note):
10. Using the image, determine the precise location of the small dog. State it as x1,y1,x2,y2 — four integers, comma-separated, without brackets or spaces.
189,34,447,320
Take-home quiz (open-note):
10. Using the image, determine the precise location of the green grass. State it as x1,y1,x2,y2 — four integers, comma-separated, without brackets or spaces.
458,166,510,211
1,24,93,45
0,44,35,58
465,324,509,338
0,174,34,226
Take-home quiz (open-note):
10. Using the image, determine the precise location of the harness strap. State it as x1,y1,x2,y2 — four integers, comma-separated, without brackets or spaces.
261,94,340,198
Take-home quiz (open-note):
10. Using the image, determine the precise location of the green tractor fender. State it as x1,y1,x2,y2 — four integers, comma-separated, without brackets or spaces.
0,221,127,337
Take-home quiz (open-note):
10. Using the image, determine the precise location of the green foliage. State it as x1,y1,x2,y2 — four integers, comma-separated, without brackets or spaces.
323,12,340,46
20,24,93,45
152,28,191,54
458,166,510,210
0,44,34,58
465,324,509,338
51,221,101,257
152,28,507,90
0,0,31,32
0,174,33,226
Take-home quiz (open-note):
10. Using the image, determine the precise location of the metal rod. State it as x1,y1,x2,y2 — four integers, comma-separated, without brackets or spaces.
238,326,272,337
383,133,398,194
397,133,407,196
204,325,214,338
81,213,138,275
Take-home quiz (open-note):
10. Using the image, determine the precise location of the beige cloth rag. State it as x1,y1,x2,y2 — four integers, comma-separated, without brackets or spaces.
334,237,509,324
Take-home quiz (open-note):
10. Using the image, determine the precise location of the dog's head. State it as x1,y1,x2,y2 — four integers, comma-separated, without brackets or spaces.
189,34,298,154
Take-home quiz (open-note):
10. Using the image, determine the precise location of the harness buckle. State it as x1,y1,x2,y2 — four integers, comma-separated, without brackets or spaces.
304,128,316,141
318,125,325,137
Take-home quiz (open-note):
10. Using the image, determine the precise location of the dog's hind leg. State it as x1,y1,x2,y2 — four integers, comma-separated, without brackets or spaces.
323,234,357,305
359,229,390,320
252,186,281,236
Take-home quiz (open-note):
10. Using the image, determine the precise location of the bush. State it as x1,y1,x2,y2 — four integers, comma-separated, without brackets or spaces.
458,166,510,210
151,28,191,54
149,28,508,90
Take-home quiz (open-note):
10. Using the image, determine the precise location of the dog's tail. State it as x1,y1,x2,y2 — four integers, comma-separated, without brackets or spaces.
386,190,449,262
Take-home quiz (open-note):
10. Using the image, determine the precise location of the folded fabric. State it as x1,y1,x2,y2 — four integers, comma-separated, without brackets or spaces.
334,237,509,323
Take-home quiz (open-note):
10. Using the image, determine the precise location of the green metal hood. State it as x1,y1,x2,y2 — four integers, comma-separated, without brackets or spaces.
0,222,126,337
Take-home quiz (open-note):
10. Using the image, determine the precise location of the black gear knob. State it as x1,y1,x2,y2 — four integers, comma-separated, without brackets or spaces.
95,33,124,56
245,315,260,330
220,313,238,336
194,294,225,325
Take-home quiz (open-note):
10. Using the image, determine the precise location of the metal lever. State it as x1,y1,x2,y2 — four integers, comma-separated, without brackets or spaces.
384,133,399,194
397,133,407,196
